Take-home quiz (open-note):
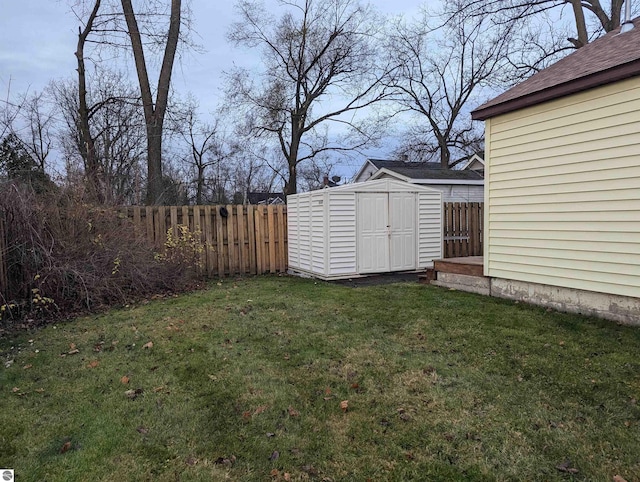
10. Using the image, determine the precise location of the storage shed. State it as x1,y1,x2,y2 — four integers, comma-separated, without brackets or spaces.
287,179,442,280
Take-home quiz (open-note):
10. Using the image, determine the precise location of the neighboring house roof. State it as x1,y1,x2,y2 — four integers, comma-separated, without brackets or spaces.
472,17,640,121
247,192,285,205
457,152,485,172
368,160,484,185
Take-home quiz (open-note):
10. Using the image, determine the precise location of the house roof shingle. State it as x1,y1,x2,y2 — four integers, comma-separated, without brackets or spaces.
472,17,640,121
369,160,484,181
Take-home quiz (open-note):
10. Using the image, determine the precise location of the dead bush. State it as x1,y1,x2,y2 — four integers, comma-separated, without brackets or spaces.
0,183,197,326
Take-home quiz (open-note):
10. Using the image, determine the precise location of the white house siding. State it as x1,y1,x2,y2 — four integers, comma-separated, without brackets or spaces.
426,184,484,203
353,162,378,183
372,172,483,203
418,191,443,267
327,192,357,276
485,76,640,299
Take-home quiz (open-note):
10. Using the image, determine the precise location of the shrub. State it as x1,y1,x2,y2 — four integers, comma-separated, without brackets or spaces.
0,183,199,326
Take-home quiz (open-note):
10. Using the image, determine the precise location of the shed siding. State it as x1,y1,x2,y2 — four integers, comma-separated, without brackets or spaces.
418,192,443,266
297,194,312,272
327,192,357,275
310,192,326,274
287,196,300,269
485,77,640,298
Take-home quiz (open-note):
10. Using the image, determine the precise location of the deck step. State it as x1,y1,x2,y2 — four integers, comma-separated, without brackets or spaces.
434,259,484,277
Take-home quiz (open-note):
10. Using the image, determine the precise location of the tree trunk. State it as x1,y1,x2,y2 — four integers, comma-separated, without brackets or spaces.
439,145,450,169
75,0,104,203
569,0,589,48
121,0,181,205
146,122,164,204
196,164,205,205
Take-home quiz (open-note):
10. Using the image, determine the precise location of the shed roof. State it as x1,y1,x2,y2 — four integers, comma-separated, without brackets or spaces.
472,17,640,121
287,179,442,200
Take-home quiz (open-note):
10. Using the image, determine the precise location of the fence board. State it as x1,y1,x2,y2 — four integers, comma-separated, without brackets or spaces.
0,202,480,288
443,202,483,258
247,207,257,275
118,204,288,278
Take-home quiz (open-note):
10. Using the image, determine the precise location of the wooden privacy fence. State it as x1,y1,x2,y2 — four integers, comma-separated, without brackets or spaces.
443,202,484,258
0,202,484,296
120,204,288,277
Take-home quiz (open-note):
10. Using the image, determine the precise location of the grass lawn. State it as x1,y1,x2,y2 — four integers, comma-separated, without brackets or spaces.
1,275,639,481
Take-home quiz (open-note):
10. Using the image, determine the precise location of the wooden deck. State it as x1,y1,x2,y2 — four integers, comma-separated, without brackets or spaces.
419,256,485,284
434,256,484,277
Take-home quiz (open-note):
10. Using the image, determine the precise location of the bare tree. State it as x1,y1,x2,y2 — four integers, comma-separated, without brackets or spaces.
68,0,190,204
385,10,514,168
226,0,391,195
172,103,241,205
446,0,633,49
120,0,182,204
0,89,55,175
52,72,146,204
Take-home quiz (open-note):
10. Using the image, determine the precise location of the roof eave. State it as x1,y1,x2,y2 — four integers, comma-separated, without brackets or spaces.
472,60,640,121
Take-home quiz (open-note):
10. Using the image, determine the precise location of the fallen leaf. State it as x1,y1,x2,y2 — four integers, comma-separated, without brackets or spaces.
556,459,579,474
266,432,276,438
254,405,269,416
35,388,45,393
185,456,198,466
559,341,565,346
136,426,149,435
214,455,236,466
340,400,349,412
12,387,20,393
270,468,279,477
70,343,76,350
351,383,359,389
325,387,332,395
153,386,164,392
283,473,291,481
60,441,71,454
120,376,130,384
125,388,143,400
68,349,80,355
87,361,99,368
269,450,279,461
142,341,153,349
23,364,33,369
613,476,628,482
242,410,252,420
287,406,300,417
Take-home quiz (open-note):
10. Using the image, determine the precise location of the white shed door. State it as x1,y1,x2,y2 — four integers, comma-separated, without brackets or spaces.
357,193,390,273
389,192,416,271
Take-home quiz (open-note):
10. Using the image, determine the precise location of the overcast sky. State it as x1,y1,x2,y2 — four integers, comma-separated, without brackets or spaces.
0,0,427,178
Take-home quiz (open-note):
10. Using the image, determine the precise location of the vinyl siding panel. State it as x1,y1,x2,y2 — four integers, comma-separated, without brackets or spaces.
327,192,357,275
418,192,443,266
485,76,640,298
287,196,300,269
310,193,325,274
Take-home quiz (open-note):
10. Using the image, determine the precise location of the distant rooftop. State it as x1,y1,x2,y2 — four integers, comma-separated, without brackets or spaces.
369,159,484,181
